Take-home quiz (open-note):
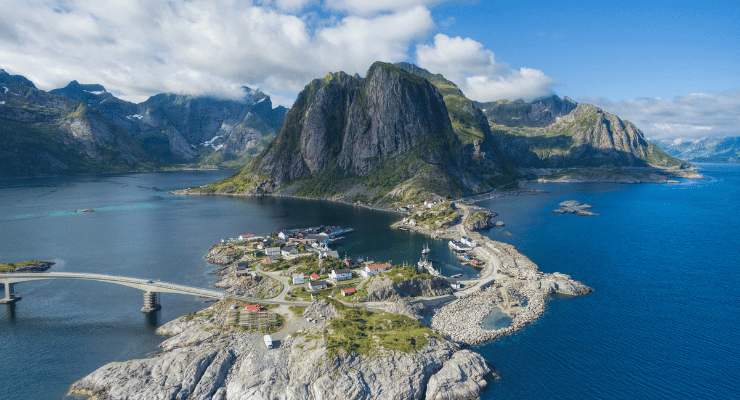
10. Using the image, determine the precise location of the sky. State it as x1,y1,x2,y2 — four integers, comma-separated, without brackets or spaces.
0,0,738,139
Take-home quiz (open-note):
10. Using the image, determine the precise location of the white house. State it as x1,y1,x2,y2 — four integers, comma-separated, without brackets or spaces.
292,273,305,285
277,231,288,240
329,269,352,282
264,247,281,258
361,262,391,278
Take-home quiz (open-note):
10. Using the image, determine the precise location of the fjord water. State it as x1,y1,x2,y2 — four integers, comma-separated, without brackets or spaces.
1,165,738,400
479,163,740,400
0,171,469,400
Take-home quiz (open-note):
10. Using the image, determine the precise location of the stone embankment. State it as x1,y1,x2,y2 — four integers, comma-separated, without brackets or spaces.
431,241,590,344
396,203,591,345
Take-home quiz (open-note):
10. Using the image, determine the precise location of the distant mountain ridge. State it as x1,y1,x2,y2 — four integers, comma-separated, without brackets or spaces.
0,69,286,177
659,136,740,163
478,95,684,170
206,62,688,205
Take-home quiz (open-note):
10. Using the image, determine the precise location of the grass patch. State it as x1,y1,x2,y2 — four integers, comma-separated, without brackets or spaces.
289,305,307,316
325,305,437,356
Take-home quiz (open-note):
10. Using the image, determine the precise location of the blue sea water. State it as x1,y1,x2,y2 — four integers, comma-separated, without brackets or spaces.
477,163,740,400
0,171,470,400
1,164,738,399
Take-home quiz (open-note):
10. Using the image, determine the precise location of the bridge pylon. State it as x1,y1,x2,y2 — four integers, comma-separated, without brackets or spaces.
141,291,161,313
1,282,20,304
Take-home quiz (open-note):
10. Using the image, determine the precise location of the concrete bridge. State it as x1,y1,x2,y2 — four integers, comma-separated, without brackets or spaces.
0,272,225,312
0,272,312,312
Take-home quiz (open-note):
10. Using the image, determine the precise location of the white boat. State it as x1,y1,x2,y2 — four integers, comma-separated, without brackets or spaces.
422,243,431,255
460,236,477,248
448,240,472,252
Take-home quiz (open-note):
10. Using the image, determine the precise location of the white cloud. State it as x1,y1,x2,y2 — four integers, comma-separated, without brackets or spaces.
590,91,740,139
0,0,432,105
415,34,553,102
325,0,441,16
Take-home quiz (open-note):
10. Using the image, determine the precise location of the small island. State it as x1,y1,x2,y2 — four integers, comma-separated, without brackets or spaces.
553,200,597,216
0,260,55,273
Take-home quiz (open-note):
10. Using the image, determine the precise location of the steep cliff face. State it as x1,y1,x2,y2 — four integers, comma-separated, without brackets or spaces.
214,62,509,204
260,63,457,183
484,96,685,169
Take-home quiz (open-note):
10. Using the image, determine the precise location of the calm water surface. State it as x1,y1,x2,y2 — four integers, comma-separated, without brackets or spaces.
479,163,740,400
0,171,468,400
1,165,738,399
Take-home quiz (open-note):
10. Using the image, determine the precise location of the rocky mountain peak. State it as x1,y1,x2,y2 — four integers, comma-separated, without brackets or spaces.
254,60,458,187
0,70,37,92
63,80,108,94
479,94,577,127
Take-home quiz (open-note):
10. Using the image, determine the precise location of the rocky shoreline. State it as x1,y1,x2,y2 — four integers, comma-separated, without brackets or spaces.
393,203,591,345
69,301,494,400
431,241,590,344
68,201,590,400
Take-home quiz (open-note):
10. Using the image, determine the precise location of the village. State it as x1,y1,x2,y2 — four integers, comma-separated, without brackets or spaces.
203,212,495,347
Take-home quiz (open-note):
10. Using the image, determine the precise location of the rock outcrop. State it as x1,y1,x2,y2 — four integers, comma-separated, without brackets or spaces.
478,94,577,128
210,62,510,204
70,302,493,400
431,241,591,345
481,95,686,170
363,276,453,302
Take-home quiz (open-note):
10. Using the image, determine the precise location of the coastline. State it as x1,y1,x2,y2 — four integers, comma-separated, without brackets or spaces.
391,203,591,345
68,187,590,400
173,187,403,215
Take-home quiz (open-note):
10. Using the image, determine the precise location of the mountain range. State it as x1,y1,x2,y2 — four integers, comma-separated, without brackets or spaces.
206,62,689,205
0,69,286,177
659,136,740,163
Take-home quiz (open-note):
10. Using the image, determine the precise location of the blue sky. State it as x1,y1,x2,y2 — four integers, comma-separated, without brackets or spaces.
0,0,738,138
434,0,740,100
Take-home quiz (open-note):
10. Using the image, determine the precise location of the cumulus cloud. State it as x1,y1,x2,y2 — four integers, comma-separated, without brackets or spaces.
416,34,553,102
590,91,740,139
0,0,433,105
325,0,441,16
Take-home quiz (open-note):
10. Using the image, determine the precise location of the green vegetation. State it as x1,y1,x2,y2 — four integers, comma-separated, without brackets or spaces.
324,302,437,356
264,254,344,275
287,286,334,301
371,266,432,284
0,260,50,272
464,210,492,228
289,305,307,316
394,62,487,144
411,202,460,230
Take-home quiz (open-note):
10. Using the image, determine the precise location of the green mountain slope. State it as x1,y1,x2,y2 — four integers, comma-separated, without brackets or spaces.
207,62,511,205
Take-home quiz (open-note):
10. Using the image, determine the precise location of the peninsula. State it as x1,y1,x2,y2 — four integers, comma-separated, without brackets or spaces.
69,199,589,399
